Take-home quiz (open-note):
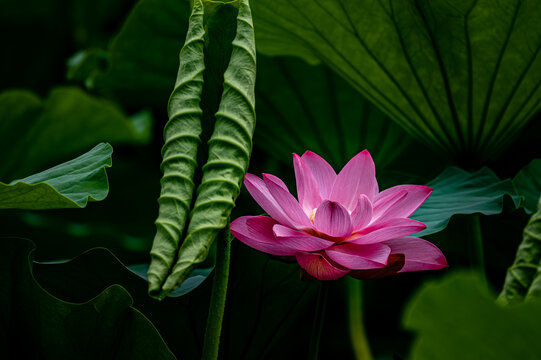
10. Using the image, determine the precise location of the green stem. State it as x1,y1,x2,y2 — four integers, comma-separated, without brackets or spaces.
468,215,486,283
347,278,373,360
308,281,329,360
202,228,231,360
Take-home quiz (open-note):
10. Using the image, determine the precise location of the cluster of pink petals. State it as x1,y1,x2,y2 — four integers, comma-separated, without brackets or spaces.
230,150,447,281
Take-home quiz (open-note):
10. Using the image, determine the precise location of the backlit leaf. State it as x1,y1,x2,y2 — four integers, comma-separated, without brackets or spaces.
251,0,541,162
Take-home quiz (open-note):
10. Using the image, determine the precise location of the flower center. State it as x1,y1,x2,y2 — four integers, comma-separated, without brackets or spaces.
309,208,317,224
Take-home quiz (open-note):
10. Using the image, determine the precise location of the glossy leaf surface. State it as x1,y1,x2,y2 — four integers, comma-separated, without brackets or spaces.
412,166,520,236
0,143,112,210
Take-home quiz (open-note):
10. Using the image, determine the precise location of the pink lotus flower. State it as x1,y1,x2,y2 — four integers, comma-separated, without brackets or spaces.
231,150,447,281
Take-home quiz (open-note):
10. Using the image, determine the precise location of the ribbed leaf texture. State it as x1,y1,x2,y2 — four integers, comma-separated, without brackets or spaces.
161,0,256,297
499,195,541,304
148,0,205,296
251,0,541,163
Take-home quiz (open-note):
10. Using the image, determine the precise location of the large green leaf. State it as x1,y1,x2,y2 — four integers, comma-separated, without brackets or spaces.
0,143,112,210
0,238,175,359
412,166,520,236
514,159,541,214
251,0,541,162
256,55,411,170
0,86,151,180
499,195,541,304
403,271,541,360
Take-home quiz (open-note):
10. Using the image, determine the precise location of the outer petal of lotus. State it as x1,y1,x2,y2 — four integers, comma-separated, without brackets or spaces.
231,216,297,256
372,185,432,222
349,254,405,280
273,224,334,252
330,150,378,210
325,242,391,270
348,218,426,245
293,153,322,215
300,151,336,199
244,173,297,228
263,173,314,229
384,236,448,272
296,251,349,280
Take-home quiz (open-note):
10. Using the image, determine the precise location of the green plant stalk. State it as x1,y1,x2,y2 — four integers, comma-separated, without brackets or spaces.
468,215,486,283
201,228,231,360
308,281,329,360
347,278,373,360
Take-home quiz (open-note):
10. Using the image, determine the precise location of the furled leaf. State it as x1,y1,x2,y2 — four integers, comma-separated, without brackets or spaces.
159,0,257,298
403,271,541,360
514,159,541,214
147,0,206,298
499,195,541,304
0,238,175,359
412,166,520,236
0,143,112,210
251,0,541,162
0,87,151,180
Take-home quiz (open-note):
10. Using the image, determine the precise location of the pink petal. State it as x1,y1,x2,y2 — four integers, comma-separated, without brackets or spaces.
349,254,405,280
348,218,426,245
314,200,353,238
325,243,391,270
330,150,378,210
384,237,448,272
231,216,297,256
273,224,334,252
244,173,297,228
350,194,373,231
296,252,349,280
371,190,407,222
301,151,336,199
373,185,432,221
263,174,314,229
293,153,322,215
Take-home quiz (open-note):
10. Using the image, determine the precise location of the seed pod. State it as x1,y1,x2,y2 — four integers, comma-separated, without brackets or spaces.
160,0,256,296
148,0,205,297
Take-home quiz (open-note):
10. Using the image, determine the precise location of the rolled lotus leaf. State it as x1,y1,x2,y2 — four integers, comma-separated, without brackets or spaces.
498,195,541,304
148,0,205,297
160,0,256,297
